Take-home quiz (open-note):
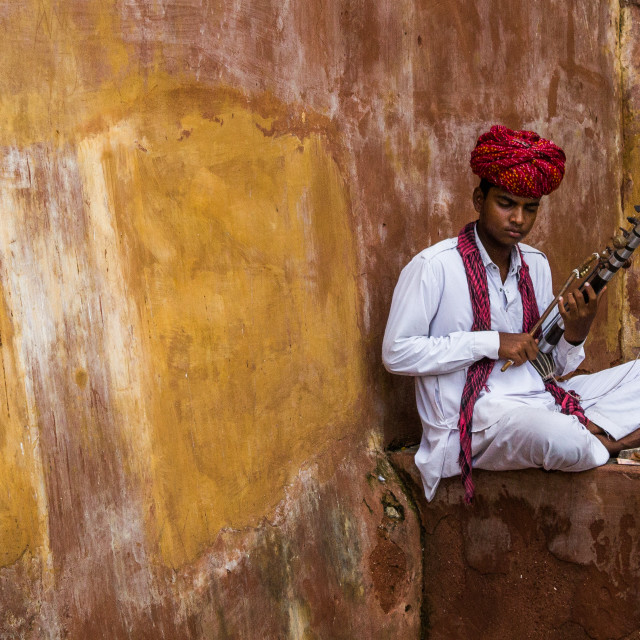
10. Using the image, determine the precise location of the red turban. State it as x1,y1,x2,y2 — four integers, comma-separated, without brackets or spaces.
470,125,566,198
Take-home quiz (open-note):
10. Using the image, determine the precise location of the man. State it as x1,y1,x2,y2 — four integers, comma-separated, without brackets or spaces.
382,125,640,503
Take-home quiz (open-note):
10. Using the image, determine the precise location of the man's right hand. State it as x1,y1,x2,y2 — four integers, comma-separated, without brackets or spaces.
498,332,539,366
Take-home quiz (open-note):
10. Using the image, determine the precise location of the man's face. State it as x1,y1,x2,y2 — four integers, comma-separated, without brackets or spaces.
473,185,541,252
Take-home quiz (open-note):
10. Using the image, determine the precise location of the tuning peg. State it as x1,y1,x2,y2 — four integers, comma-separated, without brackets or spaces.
613,227,631,248
612,234,627,249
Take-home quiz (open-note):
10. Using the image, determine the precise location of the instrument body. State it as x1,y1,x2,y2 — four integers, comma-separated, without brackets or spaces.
524,209,640,380
537,214,640,355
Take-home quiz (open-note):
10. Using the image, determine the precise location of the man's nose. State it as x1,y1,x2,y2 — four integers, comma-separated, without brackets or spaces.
510,206,525,224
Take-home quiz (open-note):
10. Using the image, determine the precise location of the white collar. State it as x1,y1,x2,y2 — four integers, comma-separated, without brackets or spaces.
473,223,522,277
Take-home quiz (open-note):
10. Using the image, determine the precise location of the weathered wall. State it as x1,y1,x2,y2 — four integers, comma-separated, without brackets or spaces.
621,1,640,355
391,449,640,640
0,0,637,638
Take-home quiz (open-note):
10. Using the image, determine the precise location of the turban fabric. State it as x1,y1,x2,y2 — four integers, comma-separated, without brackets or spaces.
470,125,566,198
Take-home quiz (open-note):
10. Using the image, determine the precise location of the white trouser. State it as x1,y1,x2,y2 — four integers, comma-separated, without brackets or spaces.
561,359,640,441
446,361,640,476
471,408,609,473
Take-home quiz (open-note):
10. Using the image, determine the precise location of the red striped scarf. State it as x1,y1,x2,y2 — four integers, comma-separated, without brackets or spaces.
457,222,587,504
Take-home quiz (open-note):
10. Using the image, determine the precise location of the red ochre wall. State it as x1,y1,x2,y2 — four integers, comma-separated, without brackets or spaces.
0,1,637,638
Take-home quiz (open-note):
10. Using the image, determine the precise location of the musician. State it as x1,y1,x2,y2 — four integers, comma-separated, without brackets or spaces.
382,125,640,503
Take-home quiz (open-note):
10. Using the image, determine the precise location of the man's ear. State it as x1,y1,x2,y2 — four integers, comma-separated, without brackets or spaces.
472,187,484,214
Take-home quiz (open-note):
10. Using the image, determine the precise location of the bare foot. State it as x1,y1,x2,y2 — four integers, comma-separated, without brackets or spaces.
593,424,640,457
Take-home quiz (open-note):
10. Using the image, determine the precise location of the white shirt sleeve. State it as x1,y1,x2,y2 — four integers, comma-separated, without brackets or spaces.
553,335,586,376
382,255,500,376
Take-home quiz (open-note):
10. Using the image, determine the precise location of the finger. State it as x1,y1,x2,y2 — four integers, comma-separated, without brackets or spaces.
583,285,600,314
510,346,524,366
583,282,597,303
558,295,575,320
573,287,592,312
558,296,567,319
524,340,539,362
570,290,588,316
565,291,579,313
596,285,607,304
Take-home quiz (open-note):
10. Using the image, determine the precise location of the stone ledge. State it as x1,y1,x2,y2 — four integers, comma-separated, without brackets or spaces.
389,446,640,640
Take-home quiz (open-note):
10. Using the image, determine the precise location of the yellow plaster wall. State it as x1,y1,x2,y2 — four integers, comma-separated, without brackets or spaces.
96,91,365,565
0,0,366,571
0,76,365,571
0,287,43,567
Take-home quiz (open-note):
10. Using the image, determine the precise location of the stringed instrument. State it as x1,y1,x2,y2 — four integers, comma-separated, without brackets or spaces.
502,205,640,378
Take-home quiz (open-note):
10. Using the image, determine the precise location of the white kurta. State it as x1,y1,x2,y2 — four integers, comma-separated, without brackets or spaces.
382,226,639,500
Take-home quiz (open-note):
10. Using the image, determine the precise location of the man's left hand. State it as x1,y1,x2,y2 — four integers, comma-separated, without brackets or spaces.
558,282,605,345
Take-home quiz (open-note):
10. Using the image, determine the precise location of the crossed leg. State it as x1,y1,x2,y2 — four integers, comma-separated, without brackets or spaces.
470,407,610,473
561,360,640,456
